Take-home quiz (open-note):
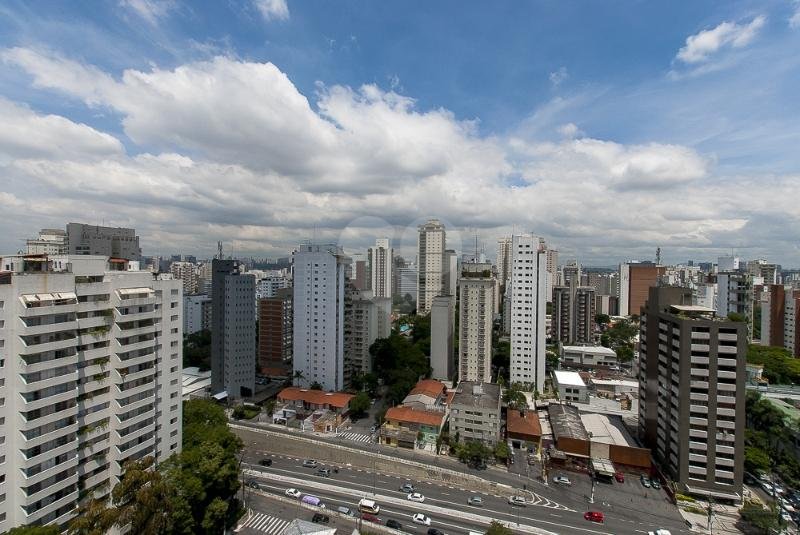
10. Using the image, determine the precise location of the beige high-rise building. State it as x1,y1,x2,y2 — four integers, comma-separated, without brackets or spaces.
368,238,393,299
417,220,446,314
496,237,512,289
458,263,496,383
170,261,199,294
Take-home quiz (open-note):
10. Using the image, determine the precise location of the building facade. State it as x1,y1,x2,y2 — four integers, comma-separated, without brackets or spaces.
210,259,256,398
26,229,67,255
293,243,348,392
184,293,211,335
0,254,182,531
619,262,664,317
638,286,746,500
552,285,596,344
170,261,199,295
66,223,142,261
343,288,391,382
496,237,512,290
509,234,548,392
450,382,502,447
430,295,455,382
458,263,495,383
761,284,800,357
417,220,446,314
258,288,293,375
368,238,393,300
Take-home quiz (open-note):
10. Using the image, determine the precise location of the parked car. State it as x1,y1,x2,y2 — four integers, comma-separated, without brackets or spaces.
584,511,605,523
386,519,402,529
508,495,527,506
412,513,432,526
312,513,330,524
553,475,572,485
285,488,301,498
407,492,425,503
614,472,625,483
640,475,651,488
303,459,318,468
259,458,273,467
317,468,331,477
468,495,483,506
361,513,380,524
400,483,415,493
651,479,661,490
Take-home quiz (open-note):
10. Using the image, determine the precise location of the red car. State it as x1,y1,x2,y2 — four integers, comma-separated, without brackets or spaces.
362,513,381,524
584,511,604,523
614,472,625,483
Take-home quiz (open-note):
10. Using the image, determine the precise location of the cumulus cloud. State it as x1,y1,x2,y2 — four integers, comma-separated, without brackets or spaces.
676,15,766,64
0,49,797,264
253,0,289,21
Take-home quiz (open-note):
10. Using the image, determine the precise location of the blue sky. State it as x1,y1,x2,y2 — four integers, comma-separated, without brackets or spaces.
1,0,799,265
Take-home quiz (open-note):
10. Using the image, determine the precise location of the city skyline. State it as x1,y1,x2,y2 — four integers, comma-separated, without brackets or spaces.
1,1,799,265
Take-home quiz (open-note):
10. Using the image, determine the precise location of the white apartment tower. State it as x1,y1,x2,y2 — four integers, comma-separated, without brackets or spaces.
458,263,496,383
368,238,393,300
509,234,548,392
293,243,348,391
0,255,182,531
417,220,446,314
169,261,199,295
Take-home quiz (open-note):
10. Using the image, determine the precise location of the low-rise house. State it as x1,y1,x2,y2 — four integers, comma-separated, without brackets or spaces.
553,370,589,403
275,387,354,431
401,379,448,411
450,381,502,447
506,409,543,449
561,345,619,370
380,406,445,451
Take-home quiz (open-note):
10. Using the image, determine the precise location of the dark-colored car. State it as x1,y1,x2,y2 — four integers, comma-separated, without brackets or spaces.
317,468,331,477
361,513,380,524
259,458,272,467
640,474,651,488
651,479,662,490
400,483,415,493
427,529,445,535
386,519,402,529
246,480,260,489
614,472,624,483
312,513,330,524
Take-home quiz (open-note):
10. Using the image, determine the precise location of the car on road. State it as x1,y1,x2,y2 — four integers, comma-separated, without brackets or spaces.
647,530,672,535
259,458,273,467
468,495,483,506
407,492,425,502
508,495,527,506
317,468,331,477
400,483,415,493
336,506,353,516
412,513,432,526
302,459,318,468
614,472,625,483
370,425,377,433
427,530,445,535
651,479,661,490
246,480,260,489
553,475,572,485
312,513,329,524
386,519,402,529
285,488,301,498
584,511,605,523
640,475,651,488
361,513,380,524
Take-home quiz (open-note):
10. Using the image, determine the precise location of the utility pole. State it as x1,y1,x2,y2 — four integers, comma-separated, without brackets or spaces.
707,495,713,535
588,472,595,504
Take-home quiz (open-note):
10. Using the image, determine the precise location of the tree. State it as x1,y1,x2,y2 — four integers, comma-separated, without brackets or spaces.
485,520,513,535
350,392,371,418
494,441,510,462
263,399,277,416
292,370,306,387
745,446,772,474
502,385,528,411
747,344,800,384
9,527,61,535
309,381,323,390
595,313,611,326
739,502,780,534
728,312,747,323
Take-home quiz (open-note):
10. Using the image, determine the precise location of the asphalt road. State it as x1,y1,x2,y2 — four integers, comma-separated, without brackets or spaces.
241,450,694,535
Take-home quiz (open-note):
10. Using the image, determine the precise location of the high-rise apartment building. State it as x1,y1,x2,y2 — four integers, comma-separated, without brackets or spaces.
0,254,182,531
184,293,212,335
258,288,293,375
509,234,547,392
170,261,199,295
417,220,446,314
443,249,458,297
746,259,780,285
255,274,291,300
343,288,391,383
293,243,348,391
638,286,745,500
761,284,800,357
552,285,596,344
350,253,369,291
618,262,665,317
211,259,256,398
368,238,393,299
66,223,142,261
430,295,455,381
25,229,67,255
496,237,512,289
458,263,495,383
544,247,559,303
716,272,753,324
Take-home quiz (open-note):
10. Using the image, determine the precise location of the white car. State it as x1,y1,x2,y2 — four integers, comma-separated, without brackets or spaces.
553,475,572,485
412,513,432,526
508,495,527,506
285,488,302,498
407,492,426,503
647,531,672,535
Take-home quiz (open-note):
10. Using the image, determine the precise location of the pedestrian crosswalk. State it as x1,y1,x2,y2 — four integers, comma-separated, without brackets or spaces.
338,432,373,443
239,512,291,534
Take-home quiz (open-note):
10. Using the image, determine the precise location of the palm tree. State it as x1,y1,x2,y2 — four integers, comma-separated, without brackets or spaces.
292,370,306,387
502,385,528,411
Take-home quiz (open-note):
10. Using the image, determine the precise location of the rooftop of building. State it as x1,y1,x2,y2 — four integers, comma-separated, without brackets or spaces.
407,379,447,400
277,387,354,408
450,381,501,409
580,412,639,447
507,409,542,437
548,403,590,441
385,406,445,427
283,518,337,535
589,378,639,388
553,370,586,388
562,345,617,356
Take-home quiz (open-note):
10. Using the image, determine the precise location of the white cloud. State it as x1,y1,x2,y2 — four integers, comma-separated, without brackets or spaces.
549,66,568,87
790,2,800,29
676,15,766,64
254,0,289,21
1,49,797,264
119,0,174,25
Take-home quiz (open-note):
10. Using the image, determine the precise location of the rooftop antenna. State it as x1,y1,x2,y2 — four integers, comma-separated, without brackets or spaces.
217,241,223,260
474,231,479,263
656,247,662,266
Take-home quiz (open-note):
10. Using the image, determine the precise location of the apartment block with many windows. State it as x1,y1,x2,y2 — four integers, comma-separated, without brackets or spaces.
0,254,182,531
